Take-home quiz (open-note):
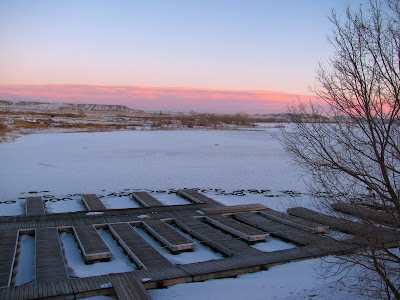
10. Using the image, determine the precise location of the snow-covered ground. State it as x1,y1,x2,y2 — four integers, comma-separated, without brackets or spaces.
0,129,367,299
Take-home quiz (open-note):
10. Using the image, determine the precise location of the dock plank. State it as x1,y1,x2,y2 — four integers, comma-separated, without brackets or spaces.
131,192,163,207
201,204,267,214
0,230,18,287
175,216,261,256
36,227,68,282
233,212,320,246
331,202,398,227
142,219,196,252
111,275,151,300
204,214,268,241
26,197,45,215
178,189,222,205
109,223,175,269
73,225,113,262
81,194,107,211
259,208,328,233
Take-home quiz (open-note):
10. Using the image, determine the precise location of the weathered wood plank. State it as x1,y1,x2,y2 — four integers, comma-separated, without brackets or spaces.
175,217,261,256
73,225,113,262
0,230,18,287
35,227,68,282
109,223,175,269
204,214,268,241
142,219,195,252
259,208,328,233
26,197,45,216
201,204,267,214
233,212,320,246
81,194,107,211
331,202,398,227
131,192,163,207
178,189,222,205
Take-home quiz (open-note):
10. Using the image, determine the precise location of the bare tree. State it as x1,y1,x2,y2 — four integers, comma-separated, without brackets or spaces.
280,0,400,298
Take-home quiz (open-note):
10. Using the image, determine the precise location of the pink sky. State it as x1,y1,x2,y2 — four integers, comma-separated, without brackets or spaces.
0,84,317,114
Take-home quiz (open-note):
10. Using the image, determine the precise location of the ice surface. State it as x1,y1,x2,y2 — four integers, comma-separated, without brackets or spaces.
0,130,310,203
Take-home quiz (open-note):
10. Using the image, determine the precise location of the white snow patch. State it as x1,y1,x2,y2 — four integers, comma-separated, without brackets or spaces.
14,234,35,286
251,237,296,252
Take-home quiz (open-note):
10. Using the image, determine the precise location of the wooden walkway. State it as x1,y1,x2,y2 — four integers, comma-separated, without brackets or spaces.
175,216,262,256
26,197,45,215
109,222,175,269
331,202,398,227
233,212,322,246
111,274,151,300
2,189,400,299
287,207,366,235
204,214,268,242
259,208,328,233
0,230,18,287
142,219,196,252
81,194,107,211
35,227,68,282
73,225,113,263
178,189,222,205
132,192,164,207
201,204,267,214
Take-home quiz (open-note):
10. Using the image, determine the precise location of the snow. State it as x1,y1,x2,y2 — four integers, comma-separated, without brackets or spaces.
14,234,35,286
251,237,296,252
60,230,136,278
0,129,309,203
134,226,223,264
100,195,141,209
149,258,366,300
0,129,366,298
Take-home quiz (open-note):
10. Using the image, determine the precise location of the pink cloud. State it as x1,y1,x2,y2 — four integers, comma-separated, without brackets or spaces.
0,84,319,114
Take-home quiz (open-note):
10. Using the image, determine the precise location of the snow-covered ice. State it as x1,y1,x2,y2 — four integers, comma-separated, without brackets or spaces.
0,129,367,299
251,236,296,252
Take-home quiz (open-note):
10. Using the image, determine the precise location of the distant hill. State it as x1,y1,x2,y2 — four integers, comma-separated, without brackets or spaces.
0,100,136,113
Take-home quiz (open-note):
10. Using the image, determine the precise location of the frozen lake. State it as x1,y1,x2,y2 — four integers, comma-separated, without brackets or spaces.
0,129,310,208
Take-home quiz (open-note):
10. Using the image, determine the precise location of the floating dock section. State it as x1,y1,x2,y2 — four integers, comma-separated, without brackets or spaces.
73,225,113,263
131,192,164,207
0,230,18,287
81,194,107,211
26,197,45,215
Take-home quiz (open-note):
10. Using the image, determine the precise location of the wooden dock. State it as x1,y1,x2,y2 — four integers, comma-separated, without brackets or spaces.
204,214,268,242
233,212,322,246
142,219,196,252
111,274,151,300
1,189,399,299
201,203,267,214
35,227,68,282
73,225,113,263
175,216,262,256
178,189,222,205
0,230,18,287
26,197,45,215
81,194,107,211
132,192,164,207
259,208,328,233
109,222,175,269
331,202,398,227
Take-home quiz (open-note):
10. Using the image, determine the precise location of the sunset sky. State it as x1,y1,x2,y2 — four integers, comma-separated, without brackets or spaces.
0,0,364,113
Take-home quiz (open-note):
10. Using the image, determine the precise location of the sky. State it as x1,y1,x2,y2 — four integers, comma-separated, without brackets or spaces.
0,0,365,113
